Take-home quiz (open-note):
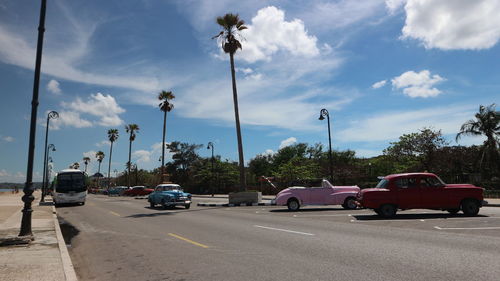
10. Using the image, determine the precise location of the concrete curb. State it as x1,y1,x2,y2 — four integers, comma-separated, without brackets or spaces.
197,202,276,207
52,206,78,281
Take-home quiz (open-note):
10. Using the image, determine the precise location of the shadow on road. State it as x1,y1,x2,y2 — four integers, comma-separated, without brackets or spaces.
352,213,489,221
124,206,229,218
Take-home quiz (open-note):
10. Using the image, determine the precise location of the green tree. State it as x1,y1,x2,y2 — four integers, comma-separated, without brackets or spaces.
95,151,105,187
384,128,448,171
107,129,119,188
82,157,91,173
125,123,140,187
158,90,175,183
456,104,500,174
213,13,248,191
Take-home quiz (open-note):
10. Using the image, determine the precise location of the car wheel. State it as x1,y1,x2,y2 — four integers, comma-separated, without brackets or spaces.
149,201,154,208
447,209,459,215
162,200,168,210
185,204,191,209
343,197,357,210
378,204,397,218
287,198,300,212
80,202,85,206
461,199,479,216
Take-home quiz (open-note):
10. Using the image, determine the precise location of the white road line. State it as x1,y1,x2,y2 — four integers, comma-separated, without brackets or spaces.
293,214,358,218
350,219,427,223
254,225,315,236
434,226,500,230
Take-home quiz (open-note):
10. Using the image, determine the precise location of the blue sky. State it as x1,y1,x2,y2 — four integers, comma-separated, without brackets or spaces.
1,0,499,182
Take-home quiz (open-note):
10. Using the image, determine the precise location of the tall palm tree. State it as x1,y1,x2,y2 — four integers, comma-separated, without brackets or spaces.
457,104,500,172
158,90,175,183
213,13,248,191
125,124,140,187
107,129,119,188
83,157,91,173
95,151,105,187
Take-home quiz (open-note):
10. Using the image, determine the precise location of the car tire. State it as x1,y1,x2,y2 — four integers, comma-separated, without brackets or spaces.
287,198,300,212
461,199,479,216
447,209,459,215
149,201,154,208
80,202,85,206
162,200,169,210
343,197,357,210
378,204,397,218
185,204,191,209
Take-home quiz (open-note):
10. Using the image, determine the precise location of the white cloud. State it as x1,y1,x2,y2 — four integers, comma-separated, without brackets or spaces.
132,142,173,167
401,0,500,50
236,6,320,63
262,149,275,156
391,70,445,98
51,93,125,129
236,67,254,74
337,104,478,142
279,137,297,149
95,140,109,147
385,0,406,14
0,169,8,177
371,80,387,89
2,136,14,142
47,79,62,95
50,110,93,130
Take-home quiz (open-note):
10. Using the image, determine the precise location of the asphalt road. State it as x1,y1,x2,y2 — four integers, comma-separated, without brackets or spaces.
57,194,500,281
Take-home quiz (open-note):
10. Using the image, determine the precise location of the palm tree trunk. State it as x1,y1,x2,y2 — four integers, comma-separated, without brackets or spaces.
128,136,132,188
108,142,113,189
229,52,246,191
97,161,101,187
161,110,167,183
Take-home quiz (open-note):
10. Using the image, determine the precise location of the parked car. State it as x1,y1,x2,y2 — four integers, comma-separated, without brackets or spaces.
123,186,153,196
357,172,486,217
274,179,360,211
148,184,192,209
108,186,130,196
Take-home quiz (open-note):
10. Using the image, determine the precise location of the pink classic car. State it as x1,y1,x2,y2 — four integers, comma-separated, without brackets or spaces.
274,179,360,211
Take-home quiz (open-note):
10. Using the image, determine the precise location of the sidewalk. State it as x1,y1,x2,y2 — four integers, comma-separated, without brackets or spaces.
0,191,77,281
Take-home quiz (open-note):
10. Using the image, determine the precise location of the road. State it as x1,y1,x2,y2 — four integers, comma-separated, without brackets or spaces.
57,194,500,281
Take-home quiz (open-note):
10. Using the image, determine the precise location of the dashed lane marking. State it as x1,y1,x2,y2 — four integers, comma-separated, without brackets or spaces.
434,225,500,230
254,225,315,236
168,233,210,248
109,211,121,217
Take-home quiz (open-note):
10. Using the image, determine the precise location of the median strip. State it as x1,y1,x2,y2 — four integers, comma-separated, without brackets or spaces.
253,225,315,236
168,233,210,248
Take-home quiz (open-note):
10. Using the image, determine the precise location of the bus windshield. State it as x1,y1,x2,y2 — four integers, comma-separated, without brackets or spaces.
56,172,86,193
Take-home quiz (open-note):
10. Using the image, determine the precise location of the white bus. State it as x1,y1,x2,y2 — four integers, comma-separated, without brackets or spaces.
51,169,88,206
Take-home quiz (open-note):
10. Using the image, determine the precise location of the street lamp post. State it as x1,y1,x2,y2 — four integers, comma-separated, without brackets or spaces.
207,142,215,196
319,109,334,183
42,144,56,200
41,111,58,202
19,0,48,237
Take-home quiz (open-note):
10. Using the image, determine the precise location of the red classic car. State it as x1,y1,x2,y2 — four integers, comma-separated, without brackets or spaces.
123,186,153,196
357,172,486,217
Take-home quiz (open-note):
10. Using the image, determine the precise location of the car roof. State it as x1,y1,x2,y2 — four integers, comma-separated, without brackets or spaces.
384,172,437,180
156,184,180,187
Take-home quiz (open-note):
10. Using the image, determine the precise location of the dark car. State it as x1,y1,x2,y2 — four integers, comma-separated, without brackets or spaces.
357,172,486,217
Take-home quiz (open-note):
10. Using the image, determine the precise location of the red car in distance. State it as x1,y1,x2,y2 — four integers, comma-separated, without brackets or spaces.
123,186,154,196
357,173,486,217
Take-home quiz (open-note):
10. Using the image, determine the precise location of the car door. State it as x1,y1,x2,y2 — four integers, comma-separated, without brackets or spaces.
308,186,330,205
395,176,420,209
419,176,446,208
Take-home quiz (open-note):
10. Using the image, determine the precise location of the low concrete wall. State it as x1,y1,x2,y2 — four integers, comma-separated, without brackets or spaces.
228,192,262,204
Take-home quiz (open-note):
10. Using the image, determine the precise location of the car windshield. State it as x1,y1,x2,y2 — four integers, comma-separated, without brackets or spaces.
375,178,389,188
56,173,86,192
157,185,182,192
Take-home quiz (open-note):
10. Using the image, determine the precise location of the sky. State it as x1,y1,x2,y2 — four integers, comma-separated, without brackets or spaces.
0,0,499,183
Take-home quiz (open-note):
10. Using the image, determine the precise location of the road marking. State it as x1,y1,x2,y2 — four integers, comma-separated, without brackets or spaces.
294,214,357,218
253,225,315,236
109,211,121,217
350,219,427,223
168,233,210,248
434,226,500,230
